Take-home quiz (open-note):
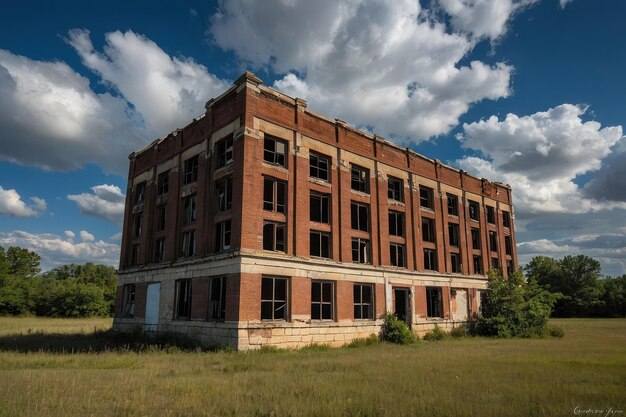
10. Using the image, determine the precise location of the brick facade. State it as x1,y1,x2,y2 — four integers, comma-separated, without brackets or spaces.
113,72,517,349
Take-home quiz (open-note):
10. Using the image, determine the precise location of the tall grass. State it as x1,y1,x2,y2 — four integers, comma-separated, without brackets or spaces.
0,317,624,417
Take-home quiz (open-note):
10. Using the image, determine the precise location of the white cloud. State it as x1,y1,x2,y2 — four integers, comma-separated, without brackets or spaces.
456,104,625,215
559,0,573,9
109,232,123,241
67,184,126,224
210,0,512,141
0,186,46,217
0,230,120,270
64,230,76,240
79,230,95,242
66,29,229,136
438,0,537,40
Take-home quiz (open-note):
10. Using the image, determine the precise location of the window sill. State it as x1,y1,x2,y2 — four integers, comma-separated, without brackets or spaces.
308,177,331,187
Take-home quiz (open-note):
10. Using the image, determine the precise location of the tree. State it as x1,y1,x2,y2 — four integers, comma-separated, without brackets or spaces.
598,275,626,318
5,246,41,278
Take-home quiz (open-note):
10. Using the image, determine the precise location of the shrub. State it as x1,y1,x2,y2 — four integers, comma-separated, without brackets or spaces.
549,325,565,338
423,324,447,341
449,323,469,338
346,334,379,348
471,269,560,338
380,313,416,344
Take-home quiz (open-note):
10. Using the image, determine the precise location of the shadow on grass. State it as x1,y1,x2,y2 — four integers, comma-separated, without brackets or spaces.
0,329,223,354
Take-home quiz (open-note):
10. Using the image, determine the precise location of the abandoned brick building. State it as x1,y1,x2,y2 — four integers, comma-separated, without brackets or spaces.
113,72,518,349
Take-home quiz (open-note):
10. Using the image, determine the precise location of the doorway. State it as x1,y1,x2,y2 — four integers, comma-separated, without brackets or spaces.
393,287,411,324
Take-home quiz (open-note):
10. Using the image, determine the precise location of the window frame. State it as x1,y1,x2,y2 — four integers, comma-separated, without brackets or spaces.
134,182,146,205
447,194,459,216
450,252,462,273
263,221,286,252
182,156,199,185
263,135,287,167
422,217,436,243
419,186,434,210
489,231,498,252
426,287,443,318
486,205,496,224
424,248,437,271
448,223,460,247
350,201,370,232
468,200,480,221
310,192,330,224
387,176,404,202
350,164,370,194
157,171,169,196
181,230,196,257
261,276,288,321
215,220,231,252
388,210,404,237
122,284,136,318
182,193,197,224
505,235,512,256
502,211,511,228
216,136,233,169
473,255,483,274
154,238,165,263
263,177,287,214
351,238,371,264
471,228,481,250
353,283,375,320
155,205,166,232
174,279,192,320
216,176,233,213
309,151,330,181
208,276,227,321
311,280,334,321
390,243,406,268
310,230,331,259
133,213,142,238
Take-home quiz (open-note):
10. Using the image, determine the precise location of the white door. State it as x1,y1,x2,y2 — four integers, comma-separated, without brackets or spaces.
454,289,468,321
145,283,160,331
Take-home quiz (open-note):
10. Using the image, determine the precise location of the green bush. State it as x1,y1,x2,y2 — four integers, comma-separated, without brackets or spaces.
423,324,447,341
449,323,469,338
471,269,560,338
380,313,416,344
549,325,565,338
346,334,379,348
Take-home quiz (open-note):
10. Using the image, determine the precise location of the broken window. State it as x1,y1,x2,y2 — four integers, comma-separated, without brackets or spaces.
491,257,499,269
388,176,404,202
351,201,369,232
388,211,404,237
216,136,233,168
489,231,498,252
208,276,227,321
505,235,512,256
448,223,460,247
263,135,287,167
468,200,480,221
122,284,136,318
390,243,406,268
157,171,169,196
351,164,370,193
354,283,374,320
419,186,434,209
216,176,233,212
134,181,146,205
447,194,459,216
183,156,198,185
263,222,285,252
473,255,483,274
310,231,331,258
181,230,195,257
182,194,197,224
261,276,288,320
215,220,231,252
175,279,192,320
502,210,511,228
263,177,286,213
351,238,370,264
156,205,166,231
486,205,496,224
424,248,437,271
450,252,462,273
422,217,436,243
471,228,481,250
309,152,330,181
311,280,334,320
310,192,330,223
133,213,142,237
130,245,139,266
154,238,165,263
426,287,443,318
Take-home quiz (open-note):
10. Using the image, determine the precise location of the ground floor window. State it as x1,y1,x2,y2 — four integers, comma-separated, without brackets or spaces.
175,279,192,320
261,276,288,320
122,284,135,318
426,287,443,318
311,280,334,320
208,277,227,321
354,283,374,320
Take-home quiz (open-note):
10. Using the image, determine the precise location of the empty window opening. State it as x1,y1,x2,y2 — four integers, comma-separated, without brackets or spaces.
310,152,330,181
215,220,231,252
182,194,197,224
310,192,330,223
422,217,436,243
263,177,286,213
354,284,374,320
390,243,406,268
181,230,196,257
175,279,192,320
420,186,434,209
426,287,443,318
447,194,459,216
448,223,460,247
468,200,480,221
351,165,370,193
154,238,165,263
352,238,370,264
489,231,498,252
351,201,369,232
216,176,233,212
216,136,233,168
310,231,331,258
451,252,462,273
424,248,437,271
122,284,135,318
473,255,483,274
157,171,169,196
486,206,496,224
261,276,288,320
389,211,404,237
471,228,480,250
263,222,285,252
311,280,334,320
183,156,198,185
134,182,146,205
264,136,287,167
388,176,404,202
208,276,227,321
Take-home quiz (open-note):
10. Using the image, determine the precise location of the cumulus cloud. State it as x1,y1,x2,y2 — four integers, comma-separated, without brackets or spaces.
438,0,537,40
66,29,229,136
79,230,95,242
210,0,512,141
64,230,76,240
67,184,126,224
559,0,573,9
583,145,626,202
456,104,625,215
0,230,120,270
0,186,46,217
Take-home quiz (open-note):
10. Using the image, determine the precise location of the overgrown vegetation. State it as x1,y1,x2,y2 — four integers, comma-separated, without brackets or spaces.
380,312,416,344
423,324,447,341
0,246,117,317
470,269,559,338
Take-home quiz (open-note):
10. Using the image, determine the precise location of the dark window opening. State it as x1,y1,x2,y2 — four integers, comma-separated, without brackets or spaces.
486,206,496,224
216,136,233,168
311,281,334,320
215,220,231,252
505,235,512,256
388,211,404,237
502,211,511,228
426,287,443,318
420,186,434,209
310,192,330,223
451,252,462,273
216,176,233,212
448,223,460,247
130,245,139,266
264,136,287,167
208,277,227,321
491,257,499,269
156,206,166,231
181,230,195,257
175,279,191,320
157,172,169,196
447,194,459,216
183,156,198,185
263,177,286,213
351,201,369,232
473,255,483,274
468,200,480,221
310,231,331,258
489,231,498,252
263,222,285,252
182,194,197,224
388,176,404,202
422,217,436,243
424,248,437,271
134,182,146,205
352,238,370,264
154,238,165,263
351,165,370,193
390,243,406,268
471,228,480,249
261,276,288,320
133,213,142,237
354,284,374,320
122,284,135,318
309,152,330,181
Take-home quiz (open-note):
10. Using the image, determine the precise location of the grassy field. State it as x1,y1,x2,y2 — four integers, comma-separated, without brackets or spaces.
0,318,623,417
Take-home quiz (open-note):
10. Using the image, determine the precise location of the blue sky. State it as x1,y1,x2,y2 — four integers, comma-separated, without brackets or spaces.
1,0,625,275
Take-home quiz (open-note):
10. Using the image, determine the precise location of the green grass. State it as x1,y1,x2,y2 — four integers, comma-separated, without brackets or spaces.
0,318,624,417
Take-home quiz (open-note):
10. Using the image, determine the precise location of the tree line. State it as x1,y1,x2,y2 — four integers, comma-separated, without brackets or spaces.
0,246,116,317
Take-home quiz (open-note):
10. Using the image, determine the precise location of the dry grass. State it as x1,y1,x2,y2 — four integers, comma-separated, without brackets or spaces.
0,317,624,417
